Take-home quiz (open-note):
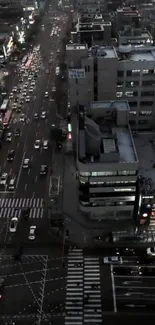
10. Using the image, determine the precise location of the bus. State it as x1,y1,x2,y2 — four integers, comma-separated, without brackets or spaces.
0,99,9,113
3,110,12,127
25,54,33,69
22,55,28,64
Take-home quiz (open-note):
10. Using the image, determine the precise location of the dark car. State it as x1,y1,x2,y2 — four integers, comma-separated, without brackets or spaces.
7,150,15,162
40,165,48,175
22,207,30,219
15,128,20,136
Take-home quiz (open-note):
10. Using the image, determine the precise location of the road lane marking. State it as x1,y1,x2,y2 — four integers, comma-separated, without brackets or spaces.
17,142,19,148
111,265,117,312
15,151,26,190
35,176,38,183
116,285,155,290
24,184,27,190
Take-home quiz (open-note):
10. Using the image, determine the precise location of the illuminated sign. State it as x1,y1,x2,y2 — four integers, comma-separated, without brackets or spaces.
68,69,85,79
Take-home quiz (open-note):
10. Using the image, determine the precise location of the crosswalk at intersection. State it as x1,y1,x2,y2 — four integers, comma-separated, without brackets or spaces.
0,198,44,219
65,248,102,325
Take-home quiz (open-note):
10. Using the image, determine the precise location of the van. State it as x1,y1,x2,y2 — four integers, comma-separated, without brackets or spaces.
8,177,16,191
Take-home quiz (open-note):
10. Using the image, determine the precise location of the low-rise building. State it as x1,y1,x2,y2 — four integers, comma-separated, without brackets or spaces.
77,100,139,224
118,27,153,47
71,13,111,47
66,44,155,130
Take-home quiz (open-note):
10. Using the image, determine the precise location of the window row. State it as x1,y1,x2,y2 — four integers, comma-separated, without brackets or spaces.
117,69,155,77
117,80,155,88
80,200,135,207
129,111,152,116
128,101,153,107
116,91,155,98
79,170,137,177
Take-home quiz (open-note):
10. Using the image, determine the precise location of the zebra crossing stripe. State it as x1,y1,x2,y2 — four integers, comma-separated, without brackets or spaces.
0,198,43,208
65,249,103,325
0,207,44,219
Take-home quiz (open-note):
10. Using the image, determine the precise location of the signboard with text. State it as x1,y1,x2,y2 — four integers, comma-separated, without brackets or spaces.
68,69,85,79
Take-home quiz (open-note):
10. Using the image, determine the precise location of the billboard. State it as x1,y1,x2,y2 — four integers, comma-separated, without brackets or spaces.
68,69,85,79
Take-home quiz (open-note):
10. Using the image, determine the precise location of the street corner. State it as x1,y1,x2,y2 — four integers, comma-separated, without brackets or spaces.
0,254,48,324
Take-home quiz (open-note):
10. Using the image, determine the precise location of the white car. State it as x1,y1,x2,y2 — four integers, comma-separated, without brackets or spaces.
41,111,46,119
12,86,17,92
45,91,48,98
147,247,155,256
23,158,30,169
12,103,17,110
34,140,41,149
52,87,56,92
103,256,123,264
20,114,25,122
43,140,48,149
0,173,8,187
6,132,12,142
9,217,18,233
29,87,34,93
9,92,14,99
29,225,36,240
25,96,30,102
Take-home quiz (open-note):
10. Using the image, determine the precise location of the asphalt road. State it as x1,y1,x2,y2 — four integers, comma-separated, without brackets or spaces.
0,7,68,200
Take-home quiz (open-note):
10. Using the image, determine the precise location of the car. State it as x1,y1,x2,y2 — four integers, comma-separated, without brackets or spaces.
52,86,56,92
29,225,36,240
9,217,18,233
20,114,25,122
40,165,48,175
16,107,21,113
0,173,8,186
23,158,30,169
34,139,41,149
7,150,15,162
6,132,12,142
8,177,16,191
29,87,34,93
33,113,39,119
12,103,17,110
28,76,32,80
45,91,48,98
12,86,17,92
116,248,136,256
22,207,30,219
147,247,155,256
22,91,27,97
43,140,48,149
46,69,49,74
103,256,123,264
25,96,30,102
31,81,35,86
41,111,46,119
57,49,60,53
15,128,20,136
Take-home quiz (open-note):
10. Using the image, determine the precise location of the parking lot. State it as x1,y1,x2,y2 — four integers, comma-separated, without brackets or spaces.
0,254,67,325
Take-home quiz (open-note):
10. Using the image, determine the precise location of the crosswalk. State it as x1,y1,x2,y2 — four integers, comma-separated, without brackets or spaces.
65,248,102,325
0,198,44,219
0,198,43,208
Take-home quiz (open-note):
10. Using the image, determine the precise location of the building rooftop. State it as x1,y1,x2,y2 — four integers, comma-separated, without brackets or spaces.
118,29,152,39
89,46,117,58
78,100,138,166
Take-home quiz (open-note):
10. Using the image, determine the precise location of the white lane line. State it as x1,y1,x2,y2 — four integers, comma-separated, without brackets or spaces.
16,152,26,189
35,176,38,183
32,192,35,199
24,184,27,191
111,265,117,312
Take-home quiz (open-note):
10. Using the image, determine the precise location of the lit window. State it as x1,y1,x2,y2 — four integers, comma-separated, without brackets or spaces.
129,111,136,115
125,91,133,97
116,92,123,98
143,69,149,75
132,69,140,74
139,111,152,116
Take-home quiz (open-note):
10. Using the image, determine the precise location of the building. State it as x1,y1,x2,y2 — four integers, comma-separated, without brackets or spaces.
118,27,153,47
0,0,23,17
114,7,141,32
71,13,111,47
77,100,139,224
66,44,155,130
76,100,155,231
